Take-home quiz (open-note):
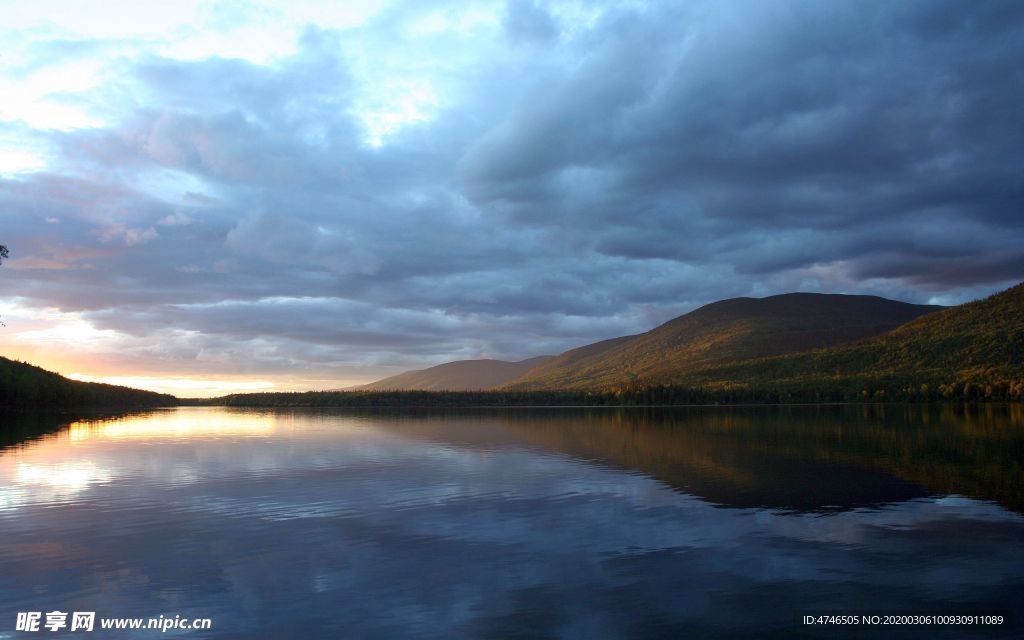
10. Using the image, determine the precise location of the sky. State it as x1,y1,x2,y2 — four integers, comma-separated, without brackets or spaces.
1,0,1023,396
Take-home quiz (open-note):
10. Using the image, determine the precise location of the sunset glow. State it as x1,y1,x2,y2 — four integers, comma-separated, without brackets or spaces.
66,375,276,398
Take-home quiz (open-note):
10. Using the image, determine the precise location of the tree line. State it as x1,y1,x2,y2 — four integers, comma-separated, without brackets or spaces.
215,376,1024,408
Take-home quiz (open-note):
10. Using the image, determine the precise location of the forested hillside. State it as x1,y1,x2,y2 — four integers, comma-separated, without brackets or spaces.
682,282,1024,401
506,293,941,390
0,356,176,408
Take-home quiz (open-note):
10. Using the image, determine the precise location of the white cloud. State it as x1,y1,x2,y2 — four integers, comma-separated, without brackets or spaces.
0,146,45,174
159,212,192,226
94,224,159,246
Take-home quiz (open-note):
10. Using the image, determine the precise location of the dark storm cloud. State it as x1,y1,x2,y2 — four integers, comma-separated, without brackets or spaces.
460,1,1024,280
4,0,1023,379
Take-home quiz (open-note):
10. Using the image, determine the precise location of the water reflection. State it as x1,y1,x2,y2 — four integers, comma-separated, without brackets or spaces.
0,406,1021,638
329,404,1024,513
67,410,276,441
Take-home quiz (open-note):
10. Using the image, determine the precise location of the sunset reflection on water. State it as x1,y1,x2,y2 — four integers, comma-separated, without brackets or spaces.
66,409,277,441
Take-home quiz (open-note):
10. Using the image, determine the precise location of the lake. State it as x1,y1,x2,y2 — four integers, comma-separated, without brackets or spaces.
1,405,1022,638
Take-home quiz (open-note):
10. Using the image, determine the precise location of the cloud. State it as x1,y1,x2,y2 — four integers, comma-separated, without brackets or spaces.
1,0,1022,388
503,1,559,45
158,212,190,226
95,224,158,246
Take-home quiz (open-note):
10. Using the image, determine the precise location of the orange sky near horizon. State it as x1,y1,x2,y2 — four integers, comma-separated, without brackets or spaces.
0,302,369,397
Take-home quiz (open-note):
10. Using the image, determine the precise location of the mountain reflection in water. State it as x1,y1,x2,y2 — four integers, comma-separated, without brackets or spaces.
0,405,1021,639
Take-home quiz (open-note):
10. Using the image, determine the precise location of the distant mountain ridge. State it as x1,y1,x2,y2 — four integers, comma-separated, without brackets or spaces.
504,293,942,390
218,283,1024,406
356,356,554,391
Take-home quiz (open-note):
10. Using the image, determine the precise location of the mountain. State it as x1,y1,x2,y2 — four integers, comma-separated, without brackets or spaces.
510,335,637,388
686,282,1024,397
217,284,1022,406
357,356,555,391
0,356,176,409
505,293,942,390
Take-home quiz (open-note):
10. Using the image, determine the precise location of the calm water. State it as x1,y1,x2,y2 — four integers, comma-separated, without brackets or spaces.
1,405,1022,638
